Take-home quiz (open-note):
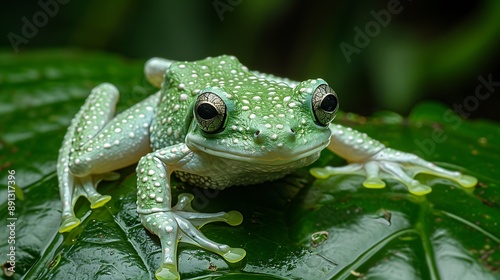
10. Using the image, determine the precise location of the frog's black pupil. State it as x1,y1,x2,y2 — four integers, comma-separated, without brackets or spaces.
321,94,337,112
197,103,218,119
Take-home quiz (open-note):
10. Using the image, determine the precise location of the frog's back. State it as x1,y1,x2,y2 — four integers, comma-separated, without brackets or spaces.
149,55,251,150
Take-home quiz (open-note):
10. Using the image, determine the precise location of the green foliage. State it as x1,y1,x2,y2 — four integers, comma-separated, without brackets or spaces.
1,51,499,279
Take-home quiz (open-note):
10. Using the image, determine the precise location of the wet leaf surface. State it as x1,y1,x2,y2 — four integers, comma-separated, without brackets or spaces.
1,50,499,279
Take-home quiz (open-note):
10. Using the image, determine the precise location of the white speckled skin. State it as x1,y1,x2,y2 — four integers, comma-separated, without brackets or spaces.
56,55,477,280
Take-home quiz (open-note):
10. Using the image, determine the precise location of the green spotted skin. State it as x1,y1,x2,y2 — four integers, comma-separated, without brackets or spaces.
150,55,331,152
57,55,477,280
147,55,333,189
131,56,338,279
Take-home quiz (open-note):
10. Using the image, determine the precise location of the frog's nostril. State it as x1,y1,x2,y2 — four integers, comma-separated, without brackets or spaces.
253,126,295,142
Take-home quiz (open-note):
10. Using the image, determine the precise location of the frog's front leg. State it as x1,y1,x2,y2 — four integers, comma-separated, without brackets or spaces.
311,124,477,195
57,83,158,232
136,145,245,280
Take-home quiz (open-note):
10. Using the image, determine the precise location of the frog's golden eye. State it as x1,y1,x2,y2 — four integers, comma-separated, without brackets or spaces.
312,84,338,126
194,92,227,133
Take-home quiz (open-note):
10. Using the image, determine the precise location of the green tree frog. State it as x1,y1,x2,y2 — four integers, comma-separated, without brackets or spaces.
56,55,477,279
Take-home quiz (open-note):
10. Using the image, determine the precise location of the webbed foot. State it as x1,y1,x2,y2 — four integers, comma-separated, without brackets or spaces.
58,172,119,233
140,193,246,280
311,148,477,195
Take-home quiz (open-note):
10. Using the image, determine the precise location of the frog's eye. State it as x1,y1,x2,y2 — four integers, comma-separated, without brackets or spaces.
311,84,338,126
194,92,227,133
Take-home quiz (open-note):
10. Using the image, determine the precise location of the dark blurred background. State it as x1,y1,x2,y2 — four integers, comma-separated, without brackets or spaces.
1,0,499,120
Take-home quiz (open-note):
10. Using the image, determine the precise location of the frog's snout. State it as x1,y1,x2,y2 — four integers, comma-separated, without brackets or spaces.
252,124,296,145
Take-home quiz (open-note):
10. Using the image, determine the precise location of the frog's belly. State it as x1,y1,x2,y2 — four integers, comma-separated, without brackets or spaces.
174,153,320,190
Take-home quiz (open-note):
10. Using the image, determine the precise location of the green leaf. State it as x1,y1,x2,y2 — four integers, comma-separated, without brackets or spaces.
1,50,499,279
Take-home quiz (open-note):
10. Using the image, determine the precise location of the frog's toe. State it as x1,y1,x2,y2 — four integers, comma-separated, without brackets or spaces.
172,193,195,211
407,183,432,196
175,203,246,261
226,210,243,226
141,212,181,279
59,216,81,233
457,175,478,188
310,164,363,179
309,167,330,179
223,247,246,263
364,162,431,195
173,193,243,227
405,165,478,189
155,264,180,280
362,177,386,189
89,194,112,209
176,213,246,262
58,174,116,232
77,174,116,209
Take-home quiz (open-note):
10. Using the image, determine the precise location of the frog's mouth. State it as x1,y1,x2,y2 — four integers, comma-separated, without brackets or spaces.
187,136,329,166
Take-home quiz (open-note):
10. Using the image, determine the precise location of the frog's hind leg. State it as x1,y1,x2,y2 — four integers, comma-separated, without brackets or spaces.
58,172,119,232
57,83,158,232
145,57,177,88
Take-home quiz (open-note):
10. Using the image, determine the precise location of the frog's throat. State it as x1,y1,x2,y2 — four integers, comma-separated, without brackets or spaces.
187,141,327,166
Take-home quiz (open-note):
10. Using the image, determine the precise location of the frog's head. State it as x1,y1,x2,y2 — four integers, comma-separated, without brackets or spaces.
185,73,339,166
